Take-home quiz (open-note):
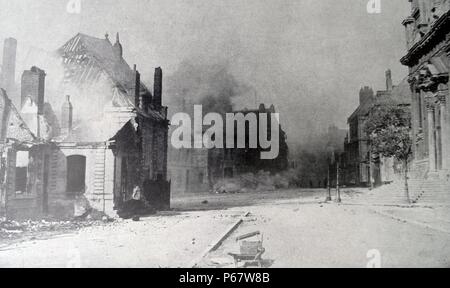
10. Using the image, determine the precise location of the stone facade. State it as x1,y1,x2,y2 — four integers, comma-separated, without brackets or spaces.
401,0,450,180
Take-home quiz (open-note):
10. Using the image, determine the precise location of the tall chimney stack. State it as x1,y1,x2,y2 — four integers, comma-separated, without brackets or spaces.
359,86,374,104
61,95,73,135
21,66,46,114
154,67,162,107
1,38,17,98
386,69,393,92
132,65,142,109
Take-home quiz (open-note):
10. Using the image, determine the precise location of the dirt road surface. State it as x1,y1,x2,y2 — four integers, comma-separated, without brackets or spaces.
1,189,450,268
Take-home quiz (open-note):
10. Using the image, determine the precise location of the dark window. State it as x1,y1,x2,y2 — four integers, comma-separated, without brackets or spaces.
66,155,86,196
15,151,29,194
15,167,27,193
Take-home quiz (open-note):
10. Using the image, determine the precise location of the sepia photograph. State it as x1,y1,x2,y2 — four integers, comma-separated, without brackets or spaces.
0,0,449,270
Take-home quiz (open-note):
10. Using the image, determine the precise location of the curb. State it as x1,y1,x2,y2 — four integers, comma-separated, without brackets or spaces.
370,209,450,235
190,211,250,268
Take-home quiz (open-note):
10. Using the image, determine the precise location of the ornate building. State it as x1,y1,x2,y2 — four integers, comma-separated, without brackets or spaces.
401,0,450,180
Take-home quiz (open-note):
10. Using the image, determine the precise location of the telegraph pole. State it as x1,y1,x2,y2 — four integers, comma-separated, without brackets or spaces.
336,158,342,203
326,165,332,202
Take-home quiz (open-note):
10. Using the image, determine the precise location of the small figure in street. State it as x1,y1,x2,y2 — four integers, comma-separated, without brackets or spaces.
132,186,142,201
131,186,142,221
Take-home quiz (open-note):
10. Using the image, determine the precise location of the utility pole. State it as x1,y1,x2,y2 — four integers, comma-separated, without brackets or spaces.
326,164,332,202
369,148,374,190
336,158,342,203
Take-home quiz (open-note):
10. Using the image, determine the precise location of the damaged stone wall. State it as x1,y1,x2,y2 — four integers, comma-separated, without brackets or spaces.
2,144,51,220
47,144,115,218
111,114,170,210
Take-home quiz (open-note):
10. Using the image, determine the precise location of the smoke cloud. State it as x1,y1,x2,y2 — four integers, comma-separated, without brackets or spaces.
165,60,252,115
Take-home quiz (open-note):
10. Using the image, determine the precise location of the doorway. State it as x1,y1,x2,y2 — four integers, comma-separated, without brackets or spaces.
66,155,87,197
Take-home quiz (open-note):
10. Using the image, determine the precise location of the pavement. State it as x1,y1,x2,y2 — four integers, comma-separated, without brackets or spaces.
192,190,450,268
1,188,450,268
0,210,244,268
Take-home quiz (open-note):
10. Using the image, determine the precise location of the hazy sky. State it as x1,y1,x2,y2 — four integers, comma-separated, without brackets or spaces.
0,0,411,145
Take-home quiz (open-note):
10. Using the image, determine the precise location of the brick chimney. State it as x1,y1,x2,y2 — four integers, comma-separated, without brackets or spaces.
132,65,142,109
21,66,46,114
386,69,393,92
113,32,123,59
153,67,162,107
359,86,374,104
61,95,73,135
142,91,152,112
1,38,17,98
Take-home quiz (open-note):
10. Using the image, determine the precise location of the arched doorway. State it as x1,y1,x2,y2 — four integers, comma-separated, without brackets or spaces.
66,155,87,197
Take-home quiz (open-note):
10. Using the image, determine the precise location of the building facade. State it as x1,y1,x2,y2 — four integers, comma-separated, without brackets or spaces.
344,86,375,186
344,71,411,187
401,0,450,181
208,104,289,185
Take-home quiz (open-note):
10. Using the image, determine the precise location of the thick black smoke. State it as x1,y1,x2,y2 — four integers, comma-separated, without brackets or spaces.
165,60,251,115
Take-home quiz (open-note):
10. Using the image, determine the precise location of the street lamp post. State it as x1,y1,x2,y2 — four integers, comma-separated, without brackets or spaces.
336,159,342,203
326,165,332,202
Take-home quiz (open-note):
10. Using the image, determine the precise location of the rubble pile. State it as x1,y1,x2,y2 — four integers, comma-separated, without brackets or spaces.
0,217,110,240
214,169,297,194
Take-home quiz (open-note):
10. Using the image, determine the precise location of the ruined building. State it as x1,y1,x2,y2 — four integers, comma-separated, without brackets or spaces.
208,104,289,185
1,32,170,219
0,89,50,219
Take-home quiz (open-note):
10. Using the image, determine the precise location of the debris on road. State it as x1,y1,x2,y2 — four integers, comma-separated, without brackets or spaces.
213,170,296,194
235,231,261,242
0,218,112,241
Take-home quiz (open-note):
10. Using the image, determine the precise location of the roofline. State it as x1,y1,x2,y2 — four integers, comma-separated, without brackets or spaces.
401,11,450,67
